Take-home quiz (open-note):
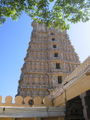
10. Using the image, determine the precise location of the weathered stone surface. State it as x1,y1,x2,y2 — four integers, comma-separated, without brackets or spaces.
17,23,80,98
0,106,65,118
24,96,32,105
33,96,42,106
15,96,23,105
43,97,52,106
5,96,12,104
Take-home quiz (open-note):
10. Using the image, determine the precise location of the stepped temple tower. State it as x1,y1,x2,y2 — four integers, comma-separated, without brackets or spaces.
17,22,80,98
0,22,90,120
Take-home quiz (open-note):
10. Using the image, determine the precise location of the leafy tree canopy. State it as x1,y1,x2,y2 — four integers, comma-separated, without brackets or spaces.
0,0,90,30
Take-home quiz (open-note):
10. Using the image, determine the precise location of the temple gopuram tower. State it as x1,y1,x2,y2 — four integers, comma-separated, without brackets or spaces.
17,22,80,97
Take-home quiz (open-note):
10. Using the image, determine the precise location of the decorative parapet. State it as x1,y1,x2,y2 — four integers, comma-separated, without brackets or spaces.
0,96,52,107
0,96,65,118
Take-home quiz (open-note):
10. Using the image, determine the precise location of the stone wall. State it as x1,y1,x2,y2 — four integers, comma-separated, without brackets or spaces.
0,117,64,120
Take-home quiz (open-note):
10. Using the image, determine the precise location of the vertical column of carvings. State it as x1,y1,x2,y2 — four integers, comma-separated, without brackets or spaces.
38,29,50,96
47,29,80,89
46,30,53,90
58,32,67,80
62,32,80,74
17,23,50,97
48,29,60,89
17,28,33,97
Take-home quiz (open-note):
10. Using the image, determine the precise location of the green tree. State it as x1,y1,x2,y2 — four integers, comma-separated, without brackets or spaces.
0,0,90,30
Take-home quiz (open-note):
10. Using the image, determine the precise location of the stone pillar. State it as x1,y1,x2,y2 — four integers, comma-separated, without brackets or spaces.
84,90,90,120
80,93,88,120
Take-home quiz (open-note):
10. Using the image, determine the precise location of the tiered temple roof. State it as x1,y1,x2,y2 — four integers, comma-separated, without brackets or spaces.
17,22,80,97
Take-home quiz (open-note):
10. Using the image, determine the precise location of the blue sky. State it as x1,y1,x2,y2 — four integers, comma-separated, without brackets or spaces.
0,13,90,97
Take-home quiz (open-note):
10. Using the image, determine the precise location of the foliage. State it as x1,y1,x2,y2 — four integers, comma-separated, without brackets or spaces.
0,0,90,30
